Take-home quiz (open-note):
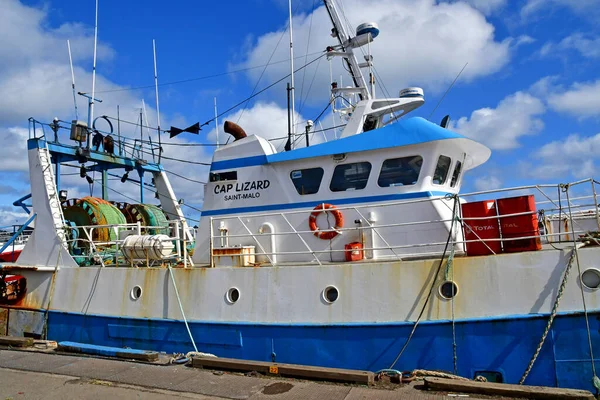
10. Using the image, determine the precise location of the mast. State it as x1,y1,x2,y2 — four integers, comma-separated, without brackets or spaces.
214,97,219,148
67,40,79,121
89,0,99,144
322,0,370,100
153,39,162,162
287,0,296,138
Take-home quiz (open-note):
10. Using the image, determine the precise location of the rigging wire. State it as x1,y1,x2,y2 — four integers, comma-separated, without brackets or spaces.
298,0,317,113
268,123,347,142
98,53,326,136
89,51,323,94
298,55,323,114
202,53,326,128
236,7,294,125
427,62,468,120
120,142,211,165
85,174,202,222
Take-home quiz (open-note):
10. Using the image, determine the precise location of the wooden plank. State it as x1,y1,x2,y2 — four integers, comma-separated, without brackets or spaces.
0,335,34,348
424,377,595,400
191,356,374,385
57,341,158,362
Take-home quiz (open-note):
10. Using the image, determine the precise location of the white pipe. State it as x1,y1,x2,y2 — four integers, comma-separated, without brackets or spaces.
259,222,277,265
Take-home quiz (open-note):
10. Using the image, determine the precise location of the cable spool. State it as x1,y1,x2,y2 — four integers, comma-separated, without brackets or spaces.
62,197,127,246
112,202,169,235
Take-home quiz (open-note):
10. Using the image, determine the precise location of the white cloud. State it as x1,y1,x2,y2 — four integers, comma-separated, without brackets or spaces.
206,101,321,151
0,208,29,227
474,175,502,191
458,0,506,15
540,33,600,59
0,0,211,223
547,80,600,118
521,0,600,19
450,92,545,150
531,133,600,179
0,0,113,71
238,0,511,107
0,127,30,172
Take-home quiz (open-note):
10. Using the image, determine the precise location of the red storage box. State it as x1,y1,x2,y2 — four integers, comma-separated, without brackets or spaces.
461,200,501,256
496,195,542,253
345,242,364,261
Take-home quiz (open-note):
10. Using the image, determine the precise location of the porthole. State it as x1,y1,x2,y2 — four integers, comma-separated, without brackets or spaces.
226,287,240,304
439,281,459,299
581,269,600,290
130,285,143,300
323,286,339,303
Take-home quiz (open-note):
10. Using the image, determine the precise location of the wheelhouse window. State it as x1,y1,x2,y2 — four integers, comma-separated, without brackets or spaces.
209,171,237,182
330,162,372,192
290,168,324,195
450,161,462,187
433,155,452,185
378,156,423,187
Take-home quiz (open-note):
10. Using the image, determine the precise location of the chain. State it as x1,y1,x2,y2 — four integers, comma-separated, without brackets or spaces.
519,247,577,384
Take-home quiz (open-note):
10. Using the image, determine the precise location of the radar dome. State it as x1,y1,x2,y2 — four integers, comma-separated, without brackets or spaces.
356,22,379,38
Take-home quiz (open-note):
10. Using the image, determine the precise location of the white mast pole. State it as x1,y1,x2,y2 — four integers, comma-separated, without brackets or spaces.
153,39,162,161
89,0,98,129
67,40,79,121
288,0,296,135
214,97,219,148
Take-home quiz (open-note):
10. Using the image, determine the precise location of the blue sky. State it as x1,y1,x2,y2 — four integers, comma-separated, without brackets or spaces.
0,0,599,225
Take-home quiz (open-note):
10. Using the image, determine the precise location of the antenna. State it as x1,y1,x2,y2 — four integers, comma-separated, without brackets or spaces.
214,97,219,148
117,105,122,155
89,0,99,148
67,40,79,120
142,99,156,161
287,0,296,137
152,39,162,162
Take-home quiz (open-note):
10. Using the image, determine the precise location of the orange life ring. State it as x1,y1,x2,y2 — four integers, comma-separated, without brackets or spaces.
308,203,344,240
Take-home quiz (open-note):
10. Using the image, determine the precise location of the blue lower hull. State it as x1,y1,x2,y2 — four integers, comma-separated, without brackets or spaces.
47,311,600,391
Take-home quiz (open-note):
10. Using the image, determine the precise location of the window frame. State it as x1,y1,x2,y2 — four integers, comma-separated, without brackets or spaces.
377,155,424,188
329,161,372,192
209,171,238,182
432,155,452,186
450,160,463,188
289,167,325,195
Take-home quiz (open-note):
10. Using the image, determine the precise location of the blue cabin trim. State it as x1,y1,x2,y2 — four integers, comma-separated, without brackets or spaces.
201,191,450,216
210,117,463,171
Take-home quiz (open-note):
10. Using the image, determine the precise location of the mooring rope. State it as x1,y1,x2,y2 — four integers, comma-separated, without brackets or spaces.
168,266,198,352
389,194,459,370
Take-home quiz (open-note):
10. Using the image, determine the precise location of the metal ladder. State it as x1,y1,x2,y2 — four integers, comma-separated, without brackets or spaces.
38,143,68,247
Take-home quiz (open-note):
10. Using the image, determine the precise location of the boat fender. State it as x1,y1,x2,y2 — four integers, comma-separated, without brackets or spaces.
308,203,344,240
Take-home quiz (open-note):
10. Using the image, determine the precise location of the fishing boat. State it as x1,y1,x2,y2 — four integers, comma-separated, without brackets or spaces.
1,0,600,392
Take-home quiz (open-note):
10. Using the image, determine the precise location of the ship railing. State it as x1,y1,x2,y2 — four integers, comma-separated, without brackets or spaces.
210,213,594,265
28,118,162,163
208,179,599,266
63,220,193,268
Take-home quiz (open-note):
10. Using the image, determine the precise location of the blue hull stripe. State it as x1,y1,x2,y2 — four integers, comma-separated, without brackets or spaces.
202,191,451,216
46,310,600,391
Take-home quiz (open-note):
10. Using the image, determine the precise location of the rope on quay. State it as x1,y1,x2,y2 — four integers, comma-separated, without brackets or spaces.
167,266,217,363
